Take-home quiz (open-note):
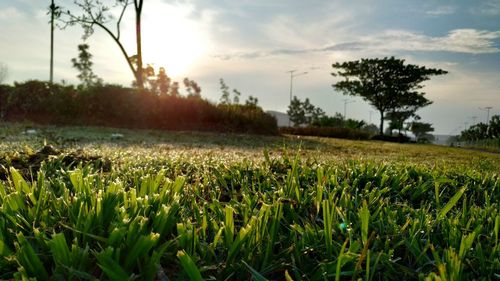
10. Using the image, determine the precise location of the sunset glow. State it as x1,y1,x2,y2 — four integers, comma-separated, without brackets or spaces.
140,2,209,78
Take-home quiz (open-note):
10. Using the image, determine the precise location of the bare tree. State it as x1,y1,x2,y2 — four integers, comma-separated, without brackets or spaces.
59,0,145,88
0,63,8,84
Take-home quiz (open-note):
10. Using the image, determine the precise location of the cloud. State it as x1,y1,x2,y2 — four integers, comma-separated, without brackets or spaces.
0,6,26,21
215,29,500,60
471,0,500,16
425,6,457,16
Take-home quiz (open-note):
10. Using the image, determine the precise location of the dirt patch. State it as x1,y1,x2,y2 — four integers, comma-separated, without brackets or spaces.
0,145,111,180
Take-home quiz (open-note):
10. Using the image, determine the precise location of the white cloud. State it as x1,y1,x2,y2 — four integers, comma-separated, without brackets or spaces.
216,28,500,60
0,6,26,21
364,29,500,54
471,0,500,16
425,6,457,16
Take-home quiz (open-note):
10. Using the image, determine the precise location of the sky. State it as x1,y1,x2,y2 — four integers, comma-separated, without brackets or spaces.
0,0,499,134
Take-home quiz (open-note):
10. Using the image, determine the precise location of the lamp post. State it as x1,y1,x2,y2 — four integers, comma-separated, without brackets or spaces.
49,0,57,84
286,70,308,126
342,99,355,120
480,107,493,124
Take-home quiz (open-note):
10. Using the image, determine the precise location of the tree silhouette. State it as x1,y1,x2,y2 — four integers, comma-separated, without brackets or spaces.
183,78,201,98
410,121,435,143
287,96,325,127
60,0,145,88
71,43,101,87
332,57,447,135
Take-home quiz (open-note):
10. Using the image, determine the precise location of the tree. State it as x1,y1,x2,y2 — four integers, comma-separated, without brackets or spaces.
219,79,231,105
410,121,435,143
0,63,7,84
157,67,171,96
332,57,447,135
245,96,259,107
184,78,201,98
312,113,344,127
71,43,101,87
60,0,145,88
287,96,306,126
287,96,325,127
232,89,241,104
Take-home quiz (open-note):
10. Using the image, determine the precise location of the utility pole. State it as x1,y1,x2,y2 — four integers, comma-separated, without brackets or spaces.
286,70,308,126
49,0,56,84
480,107,493,124
342,99,355,120
369,110,373,124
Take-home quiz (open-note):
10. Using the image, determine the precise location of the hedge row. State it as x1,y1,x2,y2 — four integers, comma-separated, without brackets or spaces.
280,126,371,140
0,81,278,135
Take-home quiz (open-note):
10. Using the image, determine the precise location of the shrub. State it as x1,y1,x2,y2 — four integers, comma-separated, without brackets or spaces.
370,134,412,143
1,81,278,135
280,126,370,140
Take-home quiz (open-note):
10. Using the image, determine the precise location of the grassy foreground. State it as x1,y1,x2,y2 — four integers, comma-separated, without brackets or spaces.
1,123,499,280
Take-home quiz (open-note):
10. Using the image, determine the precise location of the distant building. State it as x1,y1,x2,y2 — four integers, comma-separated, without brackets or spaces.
266,111,291,127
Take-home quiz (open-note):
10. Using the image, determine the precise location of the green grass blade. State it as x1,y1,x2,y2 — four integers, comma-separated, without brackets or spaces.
177,250,203,281
242,260,269,281
437,186,466,220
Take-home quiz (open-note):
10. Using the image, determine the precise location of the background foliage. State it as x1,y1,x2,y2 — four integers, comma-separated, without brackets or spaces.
0,81,278,135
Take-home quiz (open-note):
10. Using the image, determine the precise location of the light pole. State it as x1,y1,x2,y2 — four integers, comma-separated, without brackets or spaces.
342,99,355,120
480,107,493,124
286,70,308,126
49,0,57,84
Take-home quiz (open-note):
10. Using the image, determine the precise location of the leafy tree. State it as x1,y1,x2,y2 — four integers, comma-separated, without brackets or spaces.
245,96,259,107
232,89,241,104
287,96,306,126
218,79,250,105
459,115,500,141
312,113,344,127
287,96,325,127
157,67,171,96
71,43,101,87
344,118,365,129
184,78,201,98
60,0,146,88
170,82,180,97
332,57,447,135
219,79,231,105
489,115,500,138
410,121,435,143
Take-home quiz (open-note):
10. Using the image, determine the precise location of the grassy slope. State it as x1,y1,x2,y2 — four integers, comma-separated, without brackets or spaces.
1,122,499,280
1,122,499,170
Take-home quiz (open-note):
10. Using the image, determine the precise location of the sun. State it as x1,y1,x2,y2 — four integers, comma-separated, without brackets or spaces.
141,2,209,78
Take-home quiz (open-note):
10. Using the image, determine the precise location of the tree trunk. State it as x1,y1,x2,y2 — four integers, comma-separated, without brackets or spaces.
135,1,144,89
379,110,384,135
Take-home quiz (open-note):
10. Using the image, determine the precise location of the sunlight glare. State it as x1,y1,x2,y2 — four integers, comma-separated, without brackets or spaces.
142,1,209,78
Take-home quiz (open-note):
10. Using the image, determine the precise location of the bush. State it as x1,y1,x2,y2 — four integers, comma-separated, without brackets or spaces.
280,126,370,140
1,81,278,135
370,134,412,143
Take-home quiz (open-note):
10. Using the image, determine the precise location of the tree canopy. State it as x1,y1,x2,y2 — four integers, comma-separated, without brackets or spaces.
71,43,101,88
59,0,145,88
332,57,447,135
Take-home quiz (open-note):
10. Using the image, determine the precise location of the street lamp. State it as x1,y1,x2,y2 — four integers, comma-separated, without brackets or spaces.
50,0,56,84
342,99,355,120
286,70,308,126
480,107,493,124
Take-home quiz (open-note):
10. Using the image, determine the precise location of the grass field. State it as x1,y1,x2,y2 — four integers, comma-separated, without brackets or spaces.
1,123,499,280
